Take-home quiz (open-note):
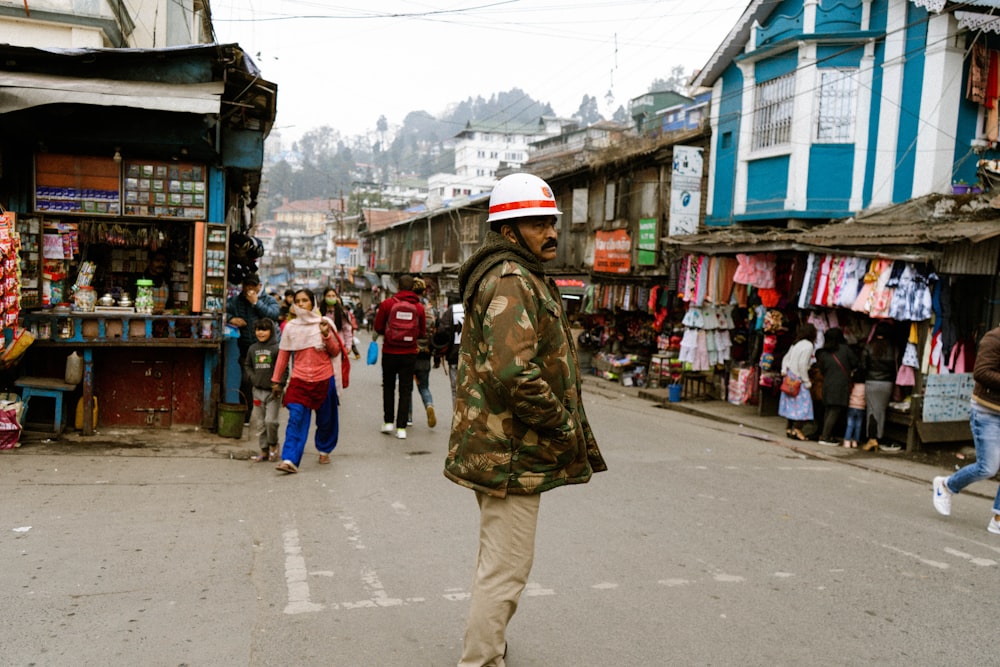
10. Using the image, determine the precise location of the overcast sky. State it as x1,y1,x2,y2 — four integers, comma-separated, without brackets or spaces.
211,0,748,142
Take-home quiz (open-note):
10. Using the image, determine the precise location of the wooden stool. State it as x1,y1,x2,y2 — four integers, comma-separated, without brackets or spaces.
682,372,713,400
15,377,76,434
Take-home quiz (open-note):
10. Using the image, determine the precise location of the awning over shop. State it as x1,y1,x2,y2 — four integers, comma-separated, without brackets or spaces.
422,263,460,275
662,195,1000,262
0,72,224,115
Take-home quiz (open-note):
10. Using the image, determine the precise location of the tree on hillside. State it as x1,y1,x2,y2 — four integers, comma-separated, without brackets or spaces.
649,65,690,94
574,94,602,125
612,105,629,124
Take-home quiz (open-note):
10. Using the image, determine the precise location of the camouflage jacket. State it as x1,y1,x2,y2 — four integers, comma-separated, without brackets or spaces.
444,232,607,497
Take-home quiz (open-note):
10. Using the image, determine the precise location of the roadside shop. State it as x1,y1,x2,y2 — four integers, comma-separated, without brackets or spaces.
0,43,276,434
661,200,1000,450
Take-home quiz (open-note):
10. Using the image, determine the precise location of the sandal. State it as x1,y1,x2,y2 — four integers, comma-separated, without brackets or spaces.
253,453,270,463
789,429,808,441
268,449,278,462
275,460,298,474
318,454,331,465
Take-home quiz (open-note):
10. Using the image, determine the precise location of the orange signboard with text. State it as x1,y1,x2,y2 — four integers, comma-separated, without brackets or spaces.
593,229,631,274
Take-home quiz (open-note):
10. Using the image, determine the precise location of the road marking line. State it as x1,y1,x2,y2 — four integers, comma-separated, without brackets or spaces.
882,543,949,569
658,578,694,587
523,582,555,597
944,547,996,567
282,528,326,614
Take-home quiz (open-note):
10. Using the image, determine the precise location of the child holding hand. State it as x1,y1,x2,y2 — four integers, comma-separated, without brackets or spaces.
844,381,866,448
244,318,285,462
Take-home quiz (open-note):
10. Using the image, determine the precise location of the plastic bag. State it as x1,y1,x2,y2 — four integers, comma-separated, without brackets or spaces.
0,400,22,449
367,340,379,366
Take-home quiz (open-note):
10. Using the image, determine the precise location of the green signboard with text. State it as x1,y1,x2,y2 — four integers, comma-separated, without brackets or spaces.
638,217,657,266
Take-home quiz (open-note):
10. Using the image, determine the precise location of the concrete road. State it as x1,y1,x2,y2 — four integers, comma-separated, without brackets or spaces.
3,360,1000,666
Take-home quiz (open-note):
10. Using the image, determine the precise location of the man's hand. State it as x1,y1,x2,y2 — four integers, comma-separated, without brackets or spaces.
271,383,283,399
245,288,259,306
230,317,247,328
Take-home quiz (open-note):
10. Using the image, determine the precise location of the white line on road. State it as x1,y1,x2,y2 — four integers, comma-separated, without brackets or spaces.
283,527,327,614
881,543,949,569
944,547,997,567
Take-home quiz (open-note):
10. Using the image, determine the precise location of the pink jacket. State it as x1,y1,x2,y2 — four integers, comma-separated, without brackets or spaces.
848,382,866,410
271,333,341,384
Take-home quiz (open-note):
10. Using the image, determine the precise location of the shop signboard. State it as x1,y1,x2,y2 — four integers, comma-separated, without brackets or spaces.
594,229,631,274
335,245,352,265
638,217,657,266
668,145,703,236
922,373,975,422
410,249,429,273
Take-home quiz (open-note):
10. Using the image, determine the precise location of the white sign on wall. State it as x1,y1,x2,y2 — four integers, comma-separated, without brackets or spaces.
668,145,703,236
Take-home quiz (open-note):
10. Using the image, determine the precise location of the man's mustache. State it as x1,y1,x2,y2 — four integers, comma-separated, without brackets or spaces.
541,240,558,250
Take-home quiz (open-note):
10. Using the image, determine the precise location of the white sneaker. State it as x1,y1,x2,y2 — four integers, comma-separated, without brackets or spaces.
396,428,407,439
988,518,1000,535
381,423,394,434
932,476,952,516
818,439,839,447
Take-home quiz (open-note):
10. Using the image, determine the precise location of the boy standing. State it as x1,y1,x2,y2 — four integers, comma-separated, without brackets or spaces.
244,318,285,462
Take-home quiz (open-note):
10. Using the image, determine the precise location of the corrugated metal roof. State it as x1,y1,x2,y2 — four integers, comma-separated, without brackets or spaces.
663,195,1000,261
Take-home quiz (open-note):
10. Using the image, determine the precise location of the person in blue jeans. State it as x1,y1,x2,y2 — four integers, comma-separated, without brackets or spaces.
408,278,437,428
932,326,1000,534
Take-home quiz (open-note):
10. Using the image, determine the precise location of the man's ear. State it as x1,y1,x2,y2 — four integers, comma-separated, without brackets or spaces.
500,223,519,245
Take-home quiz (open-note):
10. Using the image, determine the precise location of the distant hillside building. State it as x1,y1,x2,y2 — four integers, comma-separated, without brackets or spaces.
428,116,573,202
272,197,344,235
630,90,694,135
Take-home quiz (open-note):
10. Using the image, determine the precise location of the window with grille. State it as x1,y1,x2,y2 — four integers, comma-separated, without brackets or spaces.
816,69,858,142
752,73,795,150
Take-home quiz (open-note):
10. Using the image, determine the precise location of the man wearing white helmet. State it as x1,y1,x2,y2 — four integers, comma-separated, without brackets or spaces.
445,173,607,667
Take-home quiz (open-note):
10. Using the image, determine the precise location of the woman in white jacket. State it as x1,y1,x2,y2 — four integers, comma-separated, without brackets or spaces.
779,322,817,441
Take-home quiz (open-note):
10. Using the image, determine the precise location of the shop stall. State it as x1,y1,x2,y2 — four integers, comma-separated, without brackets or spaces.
665,227,1000,451
0,44,276,435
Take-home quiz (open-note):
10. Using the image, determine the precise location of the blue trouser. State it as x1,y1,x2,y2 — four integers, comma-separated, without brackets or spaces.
281,379,339,467
409,364,434,421
844,407,864,443
946,402,1000,514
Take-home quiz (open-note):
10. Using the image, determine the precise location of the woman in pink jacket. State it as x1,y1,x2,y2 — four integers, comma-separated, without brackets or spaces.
272,289,342,474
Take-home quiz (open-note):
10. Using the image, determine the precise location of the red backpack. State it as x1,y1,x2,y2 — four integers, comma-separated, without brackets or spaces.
384,298,422,348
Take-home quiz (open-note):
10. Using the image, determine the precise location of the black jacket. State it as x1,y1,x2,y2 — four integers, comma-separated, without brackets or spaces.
817,344,858,406
862,342,897,383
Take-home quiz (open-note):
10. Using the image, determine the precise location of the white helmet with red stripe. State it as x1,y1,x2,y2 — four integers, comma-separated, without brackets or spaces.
487,173,562,225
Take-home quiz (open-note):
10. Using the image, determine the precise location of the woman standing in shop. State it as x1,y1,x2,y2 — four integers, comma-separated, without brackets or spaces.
815,328,858,446
861,322,898,452
780,322,817,441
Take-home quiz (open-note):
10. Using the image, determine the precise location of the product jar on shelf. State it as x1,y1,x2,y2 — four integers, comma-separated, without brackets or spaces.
74,285,96,312
135,279,154,314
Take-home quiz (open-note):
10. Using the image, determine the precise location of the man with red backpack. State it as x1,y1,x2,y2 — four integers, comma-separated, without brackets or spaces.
374,274,426,439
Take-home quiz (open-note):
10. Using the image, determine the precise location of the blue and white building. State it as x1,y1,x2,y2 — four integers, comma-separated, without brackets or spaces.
693,0,1000,227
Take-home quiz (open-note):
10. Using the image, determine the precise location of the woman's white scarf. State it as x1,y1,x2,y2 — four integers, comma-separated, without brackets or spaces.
279,305,334,352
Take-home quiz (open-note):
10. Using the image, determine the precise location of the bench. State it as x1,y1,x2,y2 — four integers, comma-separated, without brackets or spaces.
15,377,77,434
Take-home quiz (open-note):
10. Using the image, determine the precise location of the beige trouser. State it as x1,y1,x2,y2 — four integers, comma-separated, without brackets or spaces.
458,491,541,667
